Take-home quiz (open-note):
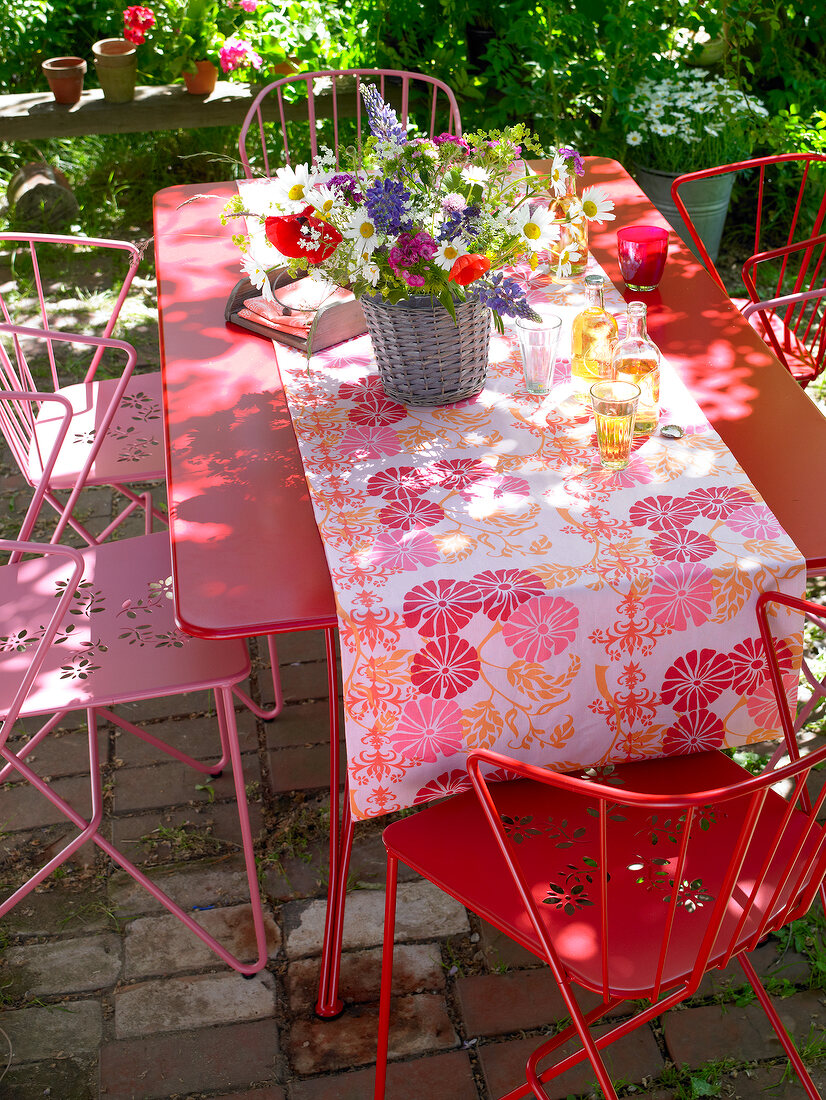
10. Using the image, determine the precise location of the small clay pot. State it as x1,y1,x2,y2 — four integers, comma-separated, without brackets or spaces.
183,60,218,95
93,38,137,103
42,56,87,105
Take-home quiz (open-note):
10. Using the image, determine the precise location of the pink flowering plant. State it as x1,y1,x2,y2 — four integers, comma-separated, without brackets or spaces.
223,86,615,329
123,0,262,80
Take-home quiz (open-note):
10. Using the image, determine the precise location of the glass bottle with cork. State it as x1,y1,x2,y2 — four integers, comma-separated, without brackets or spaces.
571,274,618,403
610,300,660,435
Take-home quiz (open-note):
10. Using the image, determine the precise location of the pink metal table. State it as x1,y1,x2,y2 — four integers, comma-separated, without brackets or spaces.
154,158,826,1017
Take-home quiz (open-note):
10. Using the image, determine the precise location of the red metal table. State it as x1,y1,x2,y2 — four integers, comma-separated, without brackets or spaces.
154,157,826,1016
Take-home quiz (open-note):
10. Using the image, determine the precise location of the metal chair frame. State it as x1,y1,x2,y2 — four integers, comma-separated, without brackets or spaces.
375,593,826,1099
238,68,462,179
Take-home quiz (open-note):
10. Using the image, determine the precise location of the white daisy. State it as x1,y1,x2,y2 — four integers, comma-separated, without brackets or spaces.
342,212,380,255
435,237,467,270
517,204,560,252
626,131,644,147
547,151,569,197
576,186,616,224
241,253,275,301
553,244,581,279
357,258,382,287
308,184,338,219
270,164,316,211
461,165,490,186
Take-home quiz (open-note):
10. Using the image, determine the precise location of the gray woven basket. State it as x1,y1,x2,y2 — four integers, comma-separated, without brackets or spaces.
361,293,490,407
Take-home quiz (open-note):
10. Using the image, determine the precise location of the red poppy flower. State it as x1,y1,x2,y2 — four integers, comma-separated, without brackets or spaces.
448,252,491,286
264,205,343,264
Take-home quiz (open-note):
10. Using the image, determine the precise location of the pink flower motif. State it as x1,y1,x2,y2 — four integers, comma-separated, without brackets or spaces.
650,529,716,562
661,648,733,712
349,391,407,427
460,474,532,509
390,696,464,762
403,578,481,636
468,568,546,620
728,635,794,695
644,563,714,630
745,674,784,731
413,769,472,804
410,635,481,698
218,37,263,73
430,457,489,490
379,496,444,531
501,594,579,662
339,424,403,461
725,504,784,541
368,530,441,571
686,486,755,519
663,708,725,754
338,376,385,401
366,465,433,501
629,494,701,531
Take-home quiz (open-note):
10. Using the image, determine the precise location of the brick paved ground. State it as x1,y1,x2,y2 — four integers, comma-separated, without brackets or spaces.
1,256,826,1099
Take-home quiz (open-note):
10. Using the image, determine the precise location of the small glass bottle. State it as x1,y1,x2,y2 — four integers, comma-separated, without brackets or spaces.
611,301,661,435
547,172,588,277
571,275,618,403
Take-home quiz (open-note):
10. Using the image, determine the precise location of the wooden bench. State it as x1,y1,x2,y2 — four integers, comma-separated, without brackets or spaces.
0,81,350,142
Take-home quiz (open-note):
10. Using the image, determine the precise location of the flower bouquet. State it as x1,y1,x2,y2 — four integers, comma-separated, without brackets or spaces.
223,86,615,331
621,69,768,174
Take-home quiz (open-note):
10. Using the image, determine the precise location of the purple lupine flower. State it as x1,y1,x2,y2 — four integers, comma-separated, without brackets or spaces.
360,84,407,145
472,273,539,320
440,202,482,242
365,178,412,234
329,173,364,204
558,146,584,175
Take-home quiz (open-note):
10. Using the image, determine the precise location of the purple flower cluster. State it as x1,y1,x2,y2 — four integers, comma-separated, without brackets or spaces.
361,83,407,145
472,273,537,320
329,173,364,204
558,146,584,176
388,231,437,287
439,203,482,242
365,178,412,235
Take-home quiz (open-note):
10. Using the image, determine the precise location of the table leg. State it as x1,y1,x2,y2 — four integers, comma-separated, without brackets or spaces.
315,623,355,1019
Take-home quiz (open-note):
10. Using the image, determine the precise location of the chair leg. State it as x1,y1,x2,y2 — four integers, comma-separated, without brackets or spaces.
232,635,284,721
96,706,230,776
0,707,103,916
738,953,822,1098
374,853,399,1100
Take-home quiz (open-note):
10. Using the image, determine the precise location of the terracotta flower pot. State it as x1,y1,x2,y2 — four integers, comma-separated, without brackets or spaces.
42,56,87,105
93,38,137,103
183,60,218,95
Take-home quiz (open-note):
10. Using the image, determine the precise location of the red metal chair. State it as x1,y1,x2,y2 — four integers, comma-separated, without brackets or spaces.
0,235,166,540
741,238,826,386
238,68,462,179
0,403,269,972
375,593,826,1099
671,154,826,294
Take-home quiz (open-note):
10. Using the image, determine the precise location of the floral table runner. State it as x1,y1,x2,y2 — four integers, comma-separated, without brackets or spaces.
270,259,805,821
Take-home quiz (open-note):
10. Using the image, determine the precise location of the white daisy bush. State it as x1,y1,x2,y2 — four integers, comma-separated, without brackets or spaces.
222,85,615,330
621,69,769,174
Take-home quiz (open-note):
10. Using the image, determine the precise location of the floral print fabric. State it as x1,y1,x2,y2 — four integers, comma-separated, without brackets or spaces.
273,262,805,821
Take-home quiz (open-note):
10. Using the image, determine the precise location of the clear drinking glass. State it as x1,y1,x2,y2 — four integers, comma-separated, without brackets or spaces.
515,313,563,396
589,380,640,470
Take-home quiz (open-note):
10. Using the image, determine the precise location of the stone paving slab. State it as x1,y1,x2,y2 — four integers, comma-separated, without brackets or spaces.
2,998,103,1062
114,970,277,1038
289,1049,477,1099
6,932,122,996
99,1018,280,1099
287,943,444,1012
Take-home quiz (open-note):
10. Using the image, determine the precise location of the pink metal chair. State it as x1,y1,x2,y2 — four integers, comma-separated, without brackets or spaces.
671,153,826,293
238,68,462,178
741,238,826,387
375,593,826,1099
0,410,268,971
0,234,166,540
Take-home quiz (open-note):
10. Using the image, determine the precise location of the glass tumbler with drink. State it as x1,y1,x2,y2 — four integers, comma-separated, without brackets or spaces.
617,225,668,292
570,274,618,404
610,300,661,435
590,380,640,470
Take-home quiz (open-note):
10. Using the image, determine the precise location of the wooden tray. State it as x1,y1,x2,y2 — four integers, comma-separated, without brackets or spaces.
225,267,366,354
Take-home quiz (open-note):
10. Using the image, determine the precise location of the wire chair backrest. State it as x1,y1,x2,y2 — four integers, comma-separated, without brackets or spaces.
671,153,826,293
0,232,144,386
238,68,462,179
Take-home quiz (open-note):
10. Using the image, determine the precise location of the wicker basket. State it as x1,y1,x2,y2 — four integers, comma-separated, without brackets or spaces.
361,293,490,407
